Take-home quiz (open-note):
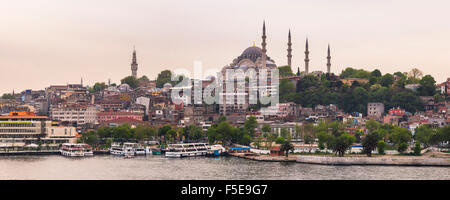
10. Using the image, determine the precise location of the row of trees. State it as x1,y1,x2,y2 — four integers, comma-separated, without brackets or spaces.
206,116,257,146
79,123,207,147
279,67,443,114
360,119,450,156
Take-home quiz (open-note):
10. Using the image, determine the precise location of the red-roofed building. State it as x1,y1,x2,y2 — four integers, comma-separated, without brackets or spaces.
97,112,143,123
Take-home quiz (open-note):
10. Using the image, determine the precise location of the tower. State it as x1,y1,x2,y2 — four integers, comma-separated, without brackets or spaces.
304,38,309,74
287,29,292,67
131,47,138,78
81,77,83,86
261,21,267,68
327,44,331,74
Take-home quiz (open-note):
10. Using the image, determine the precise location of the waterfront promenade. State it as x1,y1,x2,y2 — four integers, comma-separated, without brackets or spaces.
230,152,450,166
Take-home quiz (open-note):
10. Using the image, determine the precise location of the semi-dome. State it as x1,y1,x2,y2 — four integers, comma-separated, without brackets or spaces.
163,82,172,89
118,84,131,92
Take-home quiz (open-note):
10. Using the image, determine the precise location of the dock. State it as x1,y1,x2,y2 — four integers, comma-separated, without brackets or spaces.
0,150,60,156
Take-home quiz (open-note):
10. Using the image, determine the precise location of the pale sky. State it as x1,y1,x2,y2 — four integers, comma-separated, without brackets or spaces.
1,0,450,94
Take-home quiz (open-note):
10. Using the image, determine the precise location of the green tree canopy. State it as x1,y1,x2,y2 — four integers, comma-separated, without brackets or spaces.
390,126,412,145
1,93,14,99
418,75,436,96
362,130,382,157
278,65,295,77
121,76,139,88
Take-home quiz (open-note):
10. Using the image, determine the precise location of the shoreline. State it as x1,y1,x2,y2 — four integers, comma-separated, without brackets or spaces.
2,151,449,167
230,153,450,167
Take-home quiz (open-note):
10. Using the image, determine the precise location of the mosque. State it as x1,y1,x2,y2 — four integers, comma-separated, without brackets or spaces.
218,21,333,115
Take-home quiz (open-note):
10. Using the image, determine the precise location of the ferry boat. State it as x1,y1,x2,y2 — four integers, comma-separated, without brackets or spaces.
207,144,226,156
110,143,124,155
135,147,147,155
151,148,161,155
165,143,209,158
60,143,94,157
109,142,146,156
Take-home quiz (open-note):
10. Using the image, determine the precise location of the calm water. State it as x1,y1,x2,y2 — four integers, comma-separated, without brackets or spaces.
0,155,448,180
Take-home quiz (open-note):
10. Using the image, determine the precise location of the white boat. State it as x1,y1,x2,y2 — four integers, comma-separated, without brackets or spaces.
109,142,144,156
60,143,94,157
135,147,146,155
110,143,124,155
207,144,226,156
165,143,209,158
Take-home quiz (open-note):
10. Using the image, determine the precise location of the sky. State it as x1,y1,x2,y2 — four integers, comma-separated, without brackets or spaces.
1,0,450,94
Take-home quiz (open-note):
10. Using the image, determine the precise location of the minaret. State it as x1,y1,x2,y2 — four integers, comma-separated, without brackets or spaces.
261,21,267,68
131,47,138,78
287,29,292,67
81,77,83,86
304,38,310,74
326,44,331,74
296,67,300,76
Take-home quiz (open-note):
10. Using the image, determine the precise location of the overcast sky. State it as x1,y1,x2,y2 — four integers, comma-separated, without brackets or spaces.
1,0,450,94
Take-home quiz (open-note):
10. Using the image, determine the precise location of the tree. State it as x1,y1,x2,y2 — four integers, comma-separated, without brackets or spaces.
183,125,204,142
280,141,294,157
244,116,258,138
111,124,133,141
1,93,14,99
380,73,394,87
278,65,294,77
254,135,263,149
138,75,150,82
296,75,319,92
408,68,423,80
207,120,236,146
365,119,380,134
418,75,436,96
370,69,382,78
81,131,98,146
156,70,173,88
275,136,285,144
414,125,433,147
398,142,408,153
134,125,155,141
317,131,328,150
340,67,371,79
331,133,356,157
121,76,139,88
362,131,382,157
391,126,412,146
158,125,172,144
391,91,424,113
92,82,108,92
280,79,295,102
262,124,271,136
218,115,227,123
377,140,386,155
413,143,421,156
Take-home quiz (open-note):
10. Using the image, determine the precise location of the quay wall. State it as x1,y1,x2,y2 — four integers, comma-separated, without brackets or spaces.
0,151,60,156
296,156,450,166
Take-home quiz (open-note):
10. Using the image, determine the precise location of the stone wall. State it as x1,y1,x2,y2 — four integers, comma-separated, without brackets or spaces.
296,156,450,166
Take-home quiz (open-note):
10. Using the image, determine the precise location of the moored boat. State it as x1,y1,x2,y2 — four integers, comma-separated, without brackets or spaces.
207,144,226,156
60,143,94,157
165,143,209,158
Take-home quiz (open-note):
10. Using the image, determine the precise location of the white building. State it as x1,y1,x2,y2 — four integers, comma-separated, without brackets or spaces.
50,104,100,125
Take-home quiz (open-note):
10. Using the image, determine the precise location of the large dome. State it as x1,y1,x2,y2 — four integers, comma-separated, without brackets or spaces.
242,46,262,56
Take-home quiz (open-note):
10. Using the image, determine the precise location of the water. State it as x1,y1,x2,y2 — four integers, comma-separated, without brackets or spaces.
0,155,448,180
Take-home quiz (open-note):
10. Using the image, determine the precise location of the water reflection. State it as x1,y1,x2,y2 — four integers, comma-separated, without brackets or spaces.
0,155,448,180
